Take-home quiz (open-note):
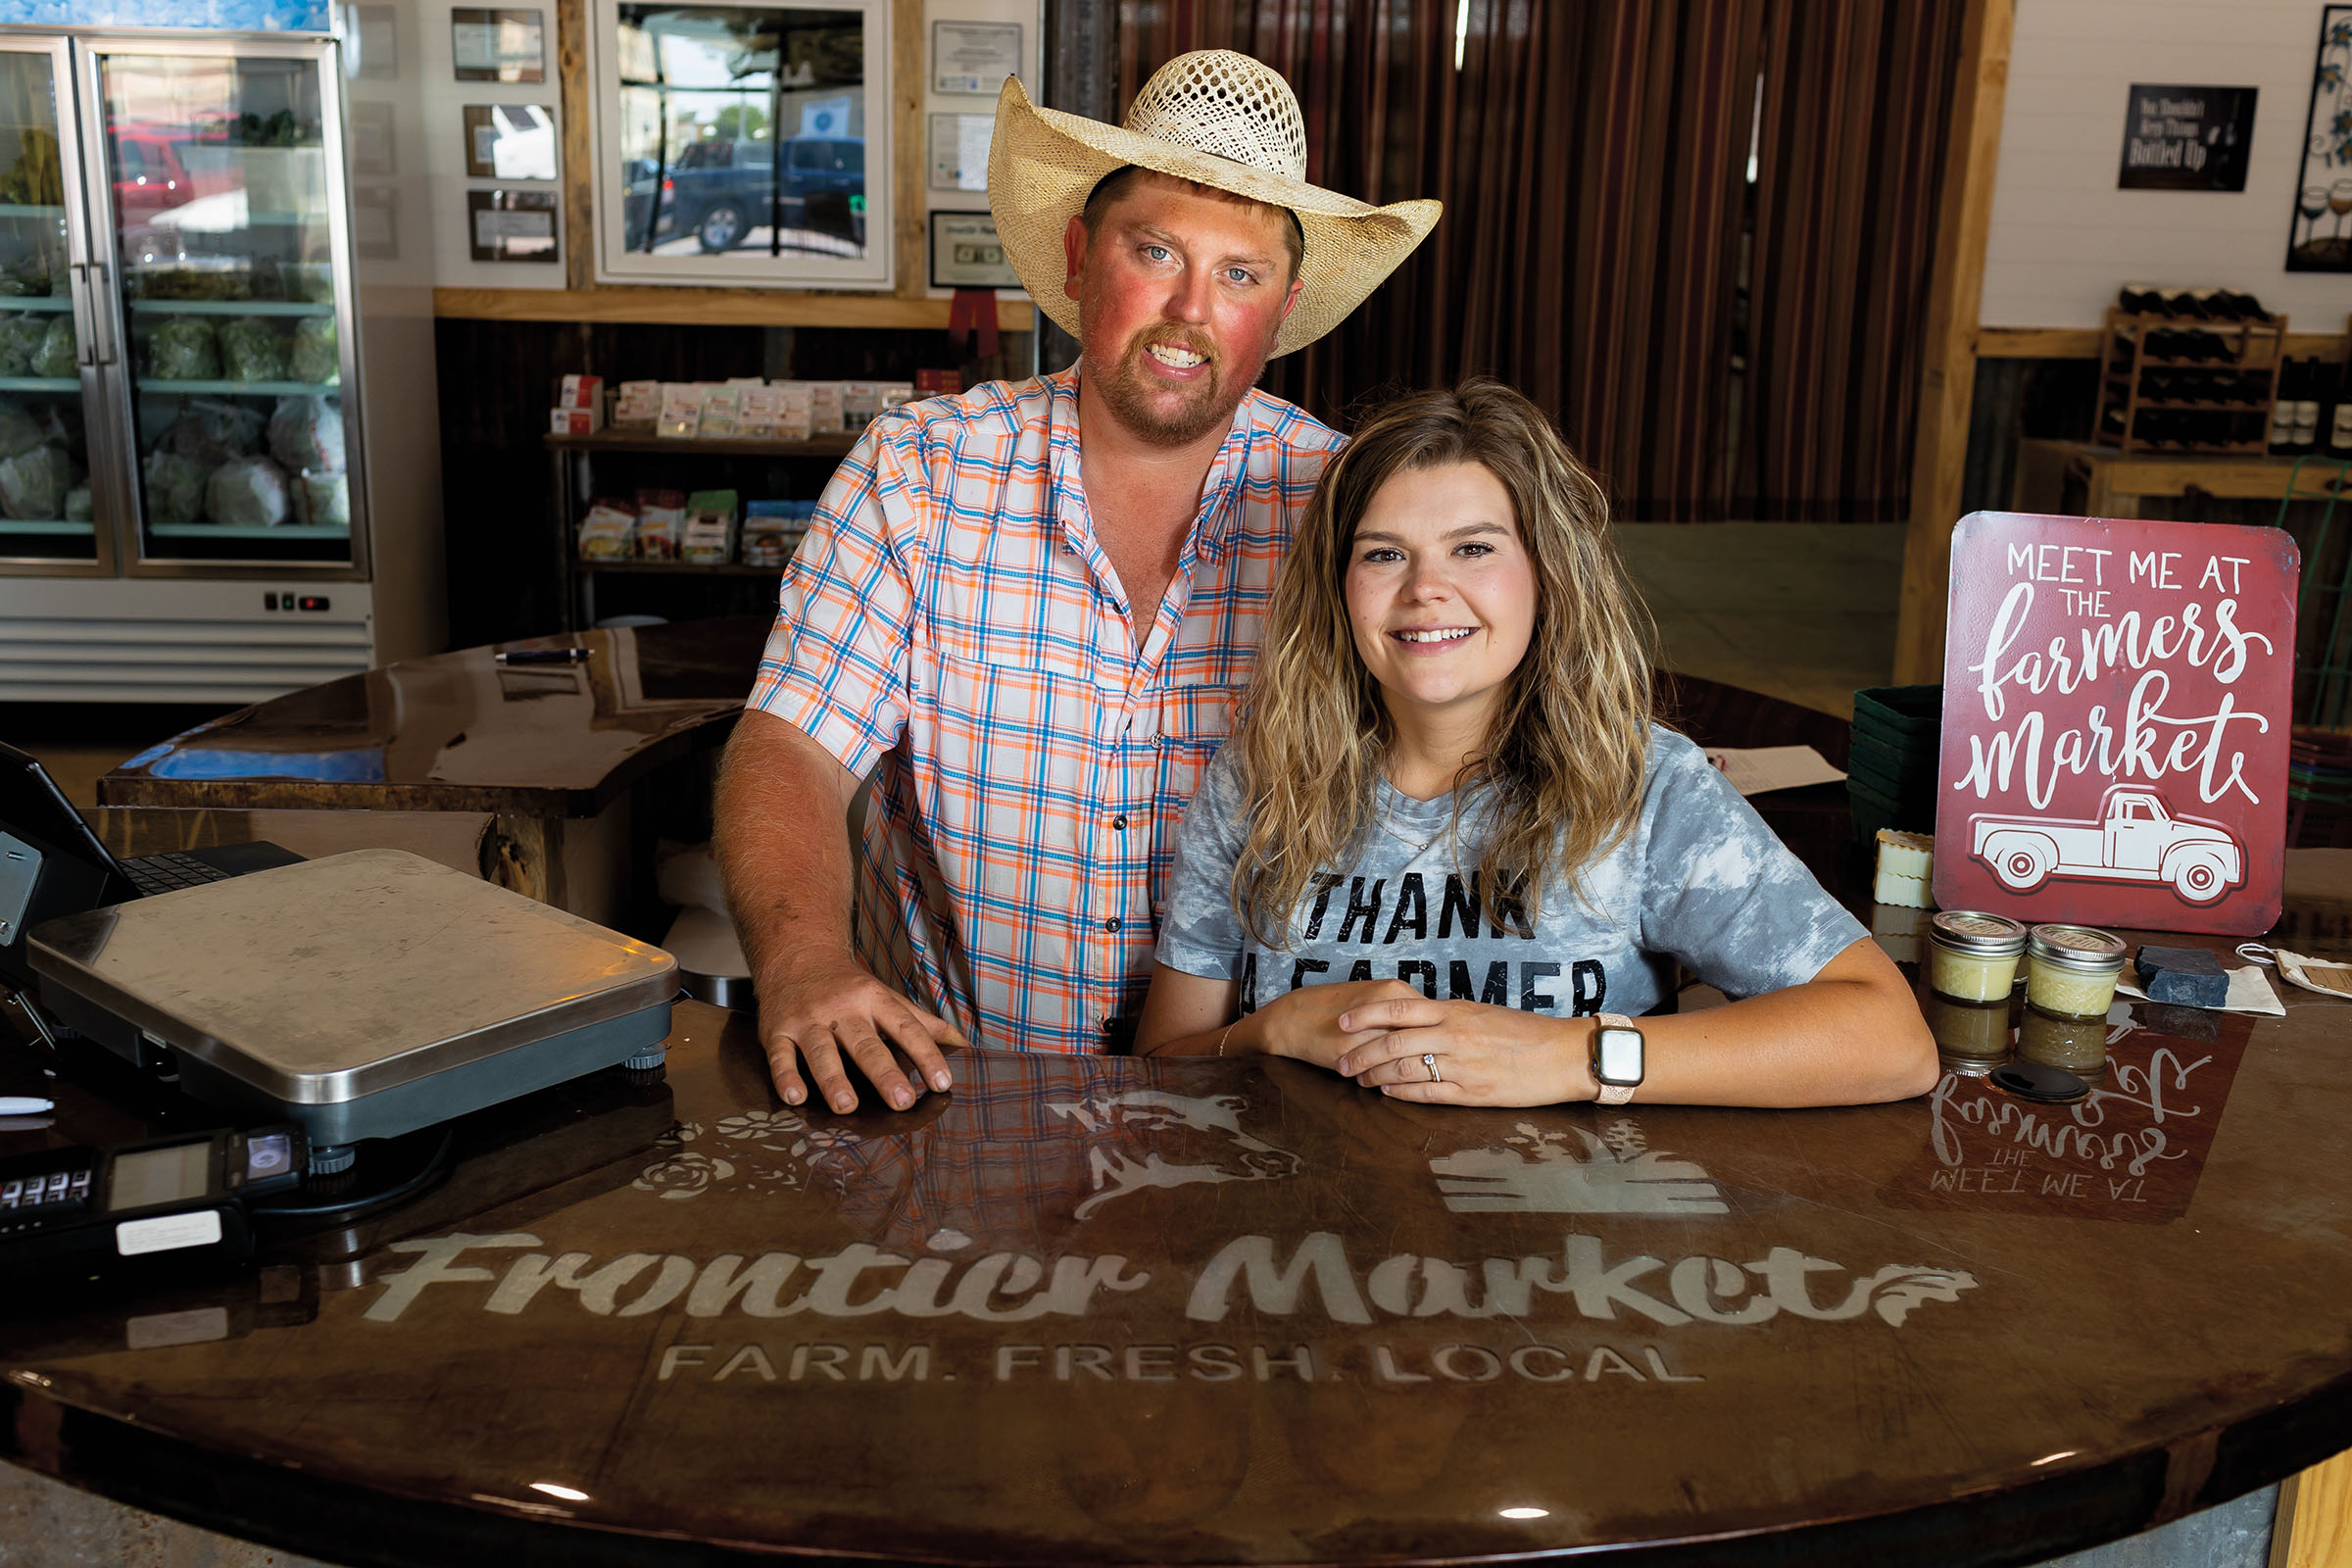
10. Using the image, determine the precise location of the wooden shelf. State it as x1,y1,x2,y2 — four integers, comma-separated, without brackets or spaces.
576,560,782,576
545,429,857,458
436,285,1036,332
1982,325,2348,359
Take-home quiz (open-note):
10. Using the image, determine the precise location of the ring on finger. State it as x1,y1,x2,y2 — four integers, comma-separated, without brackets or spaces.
1422,1052,1442,1084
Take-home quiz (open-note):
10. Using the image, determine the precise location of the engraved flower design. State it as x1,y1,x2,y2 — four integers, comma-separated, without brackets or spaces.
632,1150,736,1200
714,1108,810,1150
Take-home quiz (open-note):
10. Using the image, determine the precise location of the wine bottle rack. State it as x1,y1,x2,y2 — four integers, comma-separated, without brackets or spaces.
2091,306,2288,456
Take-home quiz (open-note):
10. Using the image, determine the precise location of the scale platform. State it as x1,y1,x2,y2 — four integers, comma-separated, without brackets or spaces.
28,849,677,1150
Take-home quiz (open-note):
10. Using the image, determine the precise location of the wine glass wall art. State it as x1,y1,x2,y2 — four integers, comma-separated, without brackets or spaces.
2288,5,2352,270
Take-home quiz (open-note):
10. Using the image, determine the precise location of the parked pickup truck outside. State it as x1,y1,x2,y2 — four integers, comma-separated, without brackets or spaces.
634,136,865,254
1970,786,2244,904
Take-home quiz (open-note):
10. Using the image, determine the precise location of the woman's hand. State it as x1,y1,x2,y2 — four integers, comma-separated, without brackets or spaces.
1332,996,1594,1105
1250,978,1421,1069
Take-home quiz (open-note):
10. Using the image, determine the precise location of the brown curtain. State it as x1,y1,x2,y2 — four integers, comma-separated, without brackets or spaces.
1111,1,1962,523
1735,0,1969,520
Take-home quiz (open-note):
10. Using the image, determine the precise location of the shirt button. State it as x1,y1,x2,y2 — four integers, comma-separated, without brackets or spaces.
1103,917,1122,933
1110,813,1128,830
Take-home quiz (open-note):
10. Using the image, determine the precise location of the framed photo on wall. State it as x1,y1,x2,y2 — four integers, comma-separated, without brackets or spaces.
453,9,546,83
467,188,560,263
2287,6,2352,270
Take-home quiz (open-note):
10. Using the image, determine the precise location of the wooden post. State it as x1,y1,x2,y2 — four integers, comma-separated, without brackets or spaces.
1890,0,2014,685
894,0,925,301
2274,1447,2352,1568
557,0,595,293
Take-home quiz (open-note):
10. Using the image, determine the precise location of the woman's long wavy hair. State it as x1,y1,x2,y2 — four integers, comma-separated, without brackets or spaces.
1233,379,1656,947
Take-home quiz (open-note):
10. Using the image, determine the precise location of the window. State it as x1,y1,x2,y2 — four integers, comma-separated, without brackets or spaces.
590,0,890,288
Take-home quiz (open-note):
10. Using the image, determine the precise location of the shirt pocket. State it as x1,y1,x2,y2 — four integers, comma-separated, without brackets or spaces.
924,651,1102,911
1150,682,1243,911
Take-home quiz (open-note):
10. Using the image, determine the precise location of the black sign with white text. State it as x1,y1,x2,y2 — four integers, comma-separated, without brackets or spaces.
2119,83,2257,191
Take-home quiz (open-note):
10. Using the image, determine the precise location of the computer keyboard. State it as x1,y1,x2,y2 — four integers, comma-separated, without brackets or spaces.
122,851,235,898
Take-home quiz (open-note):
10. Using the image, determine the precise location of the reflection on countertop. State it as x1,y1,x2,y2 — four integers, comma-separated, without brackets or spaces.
98,617,768,814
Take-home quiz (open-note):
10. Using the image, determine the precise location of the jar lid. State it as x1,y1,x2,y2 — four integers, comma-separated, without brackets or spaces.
1930,910,2029,956
2028,923,2129,971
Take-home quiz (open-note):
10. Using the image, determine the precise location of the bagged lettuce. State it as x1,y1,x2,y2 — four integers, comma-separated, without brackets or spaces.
289,316,337,384
267,395,344,473
142,449,207,525
169,399,263,466
207,454,289,527
290,470,348,528
32,316,74,379
218,317,288,383
62,483,89,521
149,316,219,380
0,442,68,519
0,400,42,459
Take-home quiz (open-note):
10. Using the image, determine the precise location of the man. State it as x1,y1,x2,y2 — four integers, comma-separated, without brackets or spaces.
715,50,1439,1114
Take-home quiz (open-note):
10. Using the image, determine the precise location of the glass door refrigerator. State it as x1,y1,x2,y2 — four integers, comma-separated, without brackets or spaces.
0,23,441,705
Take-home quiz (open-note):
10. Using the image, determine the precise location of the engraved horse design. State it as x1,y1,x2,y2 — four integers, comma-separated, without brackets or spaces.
1045,1089,1301,1219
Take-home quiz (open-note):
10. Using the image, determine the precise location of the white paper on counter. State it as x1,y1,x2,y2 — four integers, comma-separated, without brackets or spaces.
1704,745,1847,797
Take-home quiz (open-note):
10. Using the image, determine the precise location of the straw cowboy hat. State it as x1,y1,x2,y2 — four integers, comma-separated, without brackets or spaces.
986,50,1442,358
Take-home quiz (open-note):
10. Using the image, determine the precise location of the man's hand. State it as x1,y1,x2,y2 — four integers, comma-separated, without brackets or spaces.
1249,978,1418,1069
758,956,965,1113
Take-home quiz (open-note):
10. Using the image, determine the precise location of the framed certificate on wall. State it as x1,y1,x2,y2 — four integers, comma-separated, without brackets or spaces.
929,211,1016,289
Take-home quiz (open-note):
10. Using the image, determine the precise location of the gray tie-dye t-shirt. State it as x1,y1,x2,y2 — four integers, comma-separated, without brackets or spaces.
1155,725,1866,1018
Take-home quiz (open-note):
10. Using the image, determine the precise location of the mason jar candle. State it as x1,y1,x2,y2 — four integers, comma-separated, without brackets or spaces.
2018,1005,2109,1074
1921,989,2012,1063
1928,911,2029,1002
2026,925,2130,1021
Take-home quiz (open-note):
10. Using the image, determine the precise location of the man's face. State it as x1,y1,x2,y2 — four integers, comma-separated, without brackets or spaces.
1064,172,1304,448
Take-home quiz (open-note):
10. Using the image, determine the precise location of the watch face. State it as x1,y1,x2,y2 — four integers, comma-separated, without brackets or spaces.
1594,1025,1642,1086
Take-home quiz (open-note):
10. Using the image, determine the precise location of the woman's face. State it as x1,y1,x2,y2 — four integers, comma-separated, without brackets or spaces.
1343,461,1538,737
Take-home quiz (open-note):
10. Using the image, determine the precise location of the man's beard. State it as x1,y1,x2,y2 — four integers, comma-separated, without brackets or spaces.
1088,326,1261,447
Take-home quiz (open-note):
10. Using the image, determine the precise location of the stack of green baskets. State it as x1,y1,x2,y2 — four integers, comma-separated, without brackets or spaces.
1848,685,1941,839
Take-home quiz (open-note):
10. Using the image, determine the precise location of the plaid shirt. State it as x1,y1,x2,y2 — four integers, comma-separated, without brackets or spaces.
750,368,1342,1054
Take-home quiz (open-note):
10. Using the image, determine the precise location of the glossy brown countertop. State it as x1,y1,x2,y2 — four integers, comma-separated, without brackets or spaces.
97,618,771,817
4,929,2350,1568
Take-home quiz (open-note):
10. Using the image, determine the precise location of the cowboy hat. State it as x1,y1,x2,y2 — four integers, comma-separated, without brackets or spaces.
986,50,1442,358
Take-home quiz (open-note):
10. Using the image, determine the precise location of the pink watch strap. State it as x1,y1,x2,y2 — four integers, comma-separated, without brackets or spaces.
1593,1012,1639,1105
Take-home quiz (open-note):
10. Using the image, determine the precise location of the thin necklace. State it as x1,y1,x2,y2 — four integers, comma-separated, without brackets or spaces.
1375,793,1453,860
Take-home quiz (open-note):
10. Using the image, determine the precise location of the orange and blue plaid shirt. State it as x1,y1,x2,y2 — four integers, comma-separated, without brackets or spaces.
750,368,1343,1054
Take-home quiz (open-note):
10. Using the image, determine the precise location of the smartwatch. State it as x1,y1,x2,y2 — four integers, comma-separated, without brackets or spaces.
1591,1012,1644,1105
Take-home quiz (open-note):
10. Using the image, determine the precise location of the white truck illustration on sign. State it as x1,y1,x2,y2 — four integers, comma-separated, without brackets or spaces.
1969,785,2243,905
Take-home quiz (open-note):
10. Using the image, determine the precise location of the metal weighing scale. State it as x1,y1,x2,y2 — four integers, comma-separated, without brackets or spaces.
27,850,678,1173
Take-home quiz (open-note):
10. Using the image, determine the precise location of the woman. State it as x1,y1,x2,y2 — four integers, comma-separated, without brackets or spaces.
1135,381,1936,1106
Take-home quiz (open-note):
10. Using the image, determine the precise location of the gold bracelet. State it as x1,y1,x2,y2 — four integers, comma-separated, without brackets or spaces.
1216,1021,1237,1057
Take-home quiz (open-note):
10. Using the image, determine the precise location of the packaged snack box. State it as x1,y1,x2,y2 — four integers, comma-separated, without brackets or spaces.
842,381,881,431
658,382,704,438
698,384,742,440
577,495,637,560
550,404,604,435
681,488,738,564
634,487,686,560
741,499,801,567
808,381,846,434
774,381,815,442
737,383,783,438
557,373,602,410
612,379,662,427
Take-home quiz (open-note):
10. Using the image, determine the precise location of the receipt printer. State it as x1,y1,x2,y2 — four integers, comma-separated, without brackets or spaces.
27,850,677,1164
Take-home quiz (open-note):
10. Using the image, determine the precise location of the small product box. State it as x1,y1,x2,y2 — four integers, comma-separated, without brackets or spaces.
737,383,784,439
877,381,916,416
842,380,882,431
657,382,705,439
913,368,962,396
557,373,603,410
550,404,605,435
808,380,846,434
576,495,637,561
612,379,662,427
634,487,686,560
698,384,743,440
681,488,739,564
740,499,808,567
774,381,815,441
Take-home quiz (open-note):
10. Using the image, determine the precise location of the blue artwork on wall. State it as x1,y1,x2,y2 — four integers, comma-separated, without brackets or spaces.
0,0,331,29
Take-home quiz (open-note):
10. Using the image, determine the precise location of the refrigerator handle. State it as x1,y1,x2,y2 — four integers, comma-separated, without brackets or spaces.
68,263,96,368
82,260,117,368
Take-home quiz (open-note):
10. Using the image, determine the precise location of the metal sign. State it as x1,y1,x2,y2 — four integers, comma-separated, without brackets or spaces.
1934,512,2298,935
